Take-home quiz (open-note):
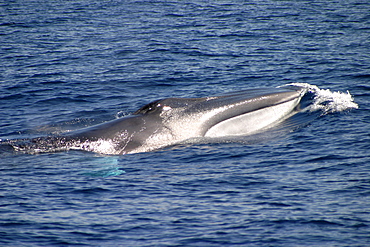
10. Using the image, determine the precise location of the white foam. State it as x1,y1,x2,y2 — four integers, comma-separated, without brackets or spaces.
284,83,359,113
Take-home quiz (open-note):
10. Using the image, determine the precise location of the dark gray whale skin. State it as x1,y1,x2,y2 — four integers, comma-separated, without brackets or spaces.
4,86,306,155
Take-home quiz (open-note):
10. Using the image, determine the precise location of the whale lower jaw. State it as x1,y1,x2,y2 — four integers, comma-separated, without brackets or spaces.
204,97,301,137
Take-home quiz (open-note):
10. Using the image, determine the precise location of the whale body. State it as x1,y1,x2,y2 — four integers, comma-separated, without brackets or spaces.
7,86,307,155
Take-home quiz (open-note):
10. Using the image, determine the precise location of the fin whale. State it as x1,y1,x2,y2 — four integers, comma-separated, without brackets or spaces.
6,86,307,155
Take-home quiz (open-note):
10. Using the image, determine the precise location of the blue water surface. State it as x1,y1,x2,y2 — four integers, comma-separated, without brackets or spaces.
1,0,370,246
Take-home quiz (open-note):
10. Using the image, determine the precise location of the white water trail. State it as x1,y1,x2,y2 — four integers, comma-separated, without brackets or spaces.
283,83,359,114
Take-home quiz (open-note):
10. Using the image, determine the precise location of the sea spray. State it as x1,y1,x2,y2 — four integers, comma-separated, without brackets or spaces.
283,83,359,113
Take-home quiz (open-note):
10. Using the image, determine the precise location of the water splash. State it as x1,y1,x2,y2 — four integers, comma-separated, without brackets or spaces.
284,83,359,114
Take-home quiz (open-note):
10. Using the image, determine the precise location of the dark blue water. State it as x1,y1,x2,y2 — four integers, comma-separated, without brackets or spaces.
1,0,370,246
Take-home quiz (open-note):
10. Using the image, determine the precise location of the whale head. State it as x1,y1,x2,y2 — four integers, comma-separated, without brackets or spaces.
109,86,306,154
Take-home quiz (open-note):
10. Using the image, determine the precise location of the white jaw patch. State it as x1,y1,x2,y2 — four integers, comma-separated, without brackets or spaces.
204,98,300,137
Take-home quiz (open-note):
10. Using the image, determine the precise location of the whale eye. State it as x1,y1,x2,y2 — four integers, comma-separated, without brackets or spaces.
133,99,163,115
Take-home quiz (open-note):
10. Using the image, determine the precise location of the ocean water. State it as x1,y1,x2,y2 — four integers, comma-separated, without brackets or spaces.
1,0,370,246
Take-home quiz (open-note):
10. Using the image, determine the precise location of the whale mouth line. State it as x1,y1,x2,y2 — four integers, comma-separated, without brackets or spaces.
204,95,303,138
210,96,303,126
